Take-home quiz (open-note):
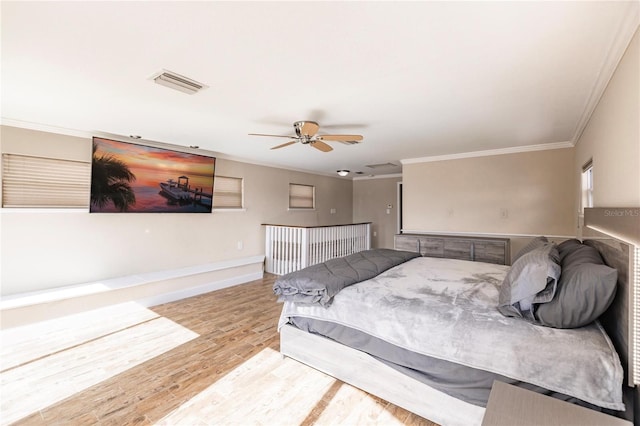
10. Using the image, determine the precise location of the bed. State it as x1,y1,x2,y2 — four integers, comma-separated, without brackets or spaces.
273,236,634,426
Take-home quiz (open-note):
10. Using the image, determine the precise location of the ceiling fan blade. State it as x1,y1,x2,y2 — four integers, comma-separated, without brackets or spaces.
249,133,296,139
321,123,368,130
311,141,333,152
317,134,363,142
300,121,319,137
271,141,298,150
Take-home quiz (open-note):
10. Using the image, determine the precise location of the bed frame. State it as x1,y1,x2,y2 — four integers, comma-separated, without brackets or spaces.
279,236,634,426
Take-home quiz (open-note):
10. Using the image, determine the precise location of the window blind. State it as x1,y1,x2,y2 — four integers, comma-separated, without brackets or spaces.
213,176,243,209
289,183,314,209
634,245,640,385
584,207,640,386
2,153,91,208
581,159,593,211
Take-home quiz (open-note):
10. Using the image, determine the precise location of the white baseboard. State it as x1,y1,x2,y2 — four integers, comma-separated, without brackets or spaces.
0,255,265,329
136,270,264,308
0,255,265,310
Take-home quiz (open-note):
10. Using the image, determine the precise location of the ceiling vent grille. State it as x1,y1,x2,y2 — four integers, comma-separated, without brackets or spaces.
151,69,208,95
365,162,398,169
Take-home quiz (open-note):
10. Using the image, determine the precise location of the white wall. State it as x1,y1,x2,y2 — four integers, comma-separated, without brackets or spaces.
402,148,576,237
574,28,640,217
353,176,402,249
0,126,353,296
572,26,639,418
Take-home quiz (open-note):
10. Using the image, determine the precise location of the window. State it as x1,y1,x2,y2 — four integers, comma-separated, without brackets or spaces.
289,183,314,209
213,175,243,209
2,153,90,208
634,245,640,385
581,159,593,212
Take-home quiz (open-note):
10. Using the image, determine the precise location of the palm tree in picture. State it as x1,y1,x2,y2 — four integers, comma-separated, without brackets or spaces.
90,142,137,211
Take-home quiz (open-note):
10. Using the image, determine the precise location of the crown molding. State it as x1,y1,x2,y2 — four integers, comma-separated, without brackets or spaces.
0,118,92,139
571,3,640,144
352,173,402,180
400,141,573,165
0,118,345,180
353,173,402,181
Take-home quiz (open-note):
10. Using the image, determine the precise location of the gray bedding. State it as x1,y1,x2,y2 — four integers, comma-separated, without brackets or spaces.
290,316,600,410
279,256,624,411
273,248,420,306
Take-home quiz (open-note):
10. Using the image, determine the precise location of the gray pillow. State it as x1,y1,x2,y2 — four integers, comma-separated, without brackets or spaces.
498,243,560,320
535,243,617,328
556,238,583,262
512,236,549,264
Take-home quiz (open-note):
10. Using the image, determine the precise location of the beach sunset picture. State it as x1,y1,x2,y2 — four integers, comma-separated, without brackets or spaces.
90,137,215,213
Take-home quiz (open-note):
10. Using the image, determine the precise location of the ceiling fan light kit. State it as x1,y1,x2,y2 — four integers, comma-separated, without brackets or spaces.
249,121,363,153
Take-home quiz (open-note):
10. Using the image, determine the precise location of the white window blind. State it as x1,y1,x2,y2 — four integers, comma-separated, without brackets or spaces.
289,183,314,209
581,159,593,212
2,153,91,208
634,245,640,385
213,175,243,209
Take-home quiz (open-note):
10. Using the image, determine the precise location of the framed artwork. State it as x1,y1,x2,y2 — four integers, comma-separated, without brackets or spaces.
90,137,215,213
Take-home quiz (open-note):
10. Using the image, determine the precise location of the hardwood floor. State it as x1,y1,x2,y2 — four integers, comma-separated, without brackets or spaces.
1,274,437,425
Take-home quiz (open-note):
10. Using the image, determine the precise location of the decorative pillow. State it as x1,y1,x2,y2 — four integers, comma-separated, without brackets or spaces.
512,236,549,264
498,242,560,321
535,242,617,329
556,238,583,262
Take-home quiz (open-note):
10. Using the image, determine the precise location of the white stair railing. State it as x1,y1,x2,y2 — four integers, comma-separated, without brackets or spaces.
264,223,371,275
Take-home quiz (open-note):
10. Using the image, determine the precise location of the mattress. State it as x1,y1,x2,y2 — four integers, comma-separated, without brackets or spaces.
289,316,599,409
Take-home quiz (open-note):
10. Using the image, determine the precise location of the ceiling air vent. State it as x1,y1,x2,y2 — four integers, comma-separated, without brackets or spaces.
365,162,398,169
151,69,208,95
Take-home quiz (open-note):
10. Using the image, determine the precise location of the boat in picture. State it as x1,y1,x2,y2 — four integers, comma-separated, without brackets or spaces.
159,176,192,202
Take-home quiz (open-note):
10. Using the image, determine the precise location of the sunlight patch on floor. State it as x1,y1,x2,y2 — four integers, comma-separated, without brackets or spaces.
156,347,338,425
314,380,406,425
1,302,159,370
0,303,198,425
156,347,408,425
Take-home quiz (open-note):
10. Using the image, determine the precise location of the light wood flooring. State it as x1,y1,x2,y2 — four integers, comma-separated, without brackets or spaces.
1,274,437,425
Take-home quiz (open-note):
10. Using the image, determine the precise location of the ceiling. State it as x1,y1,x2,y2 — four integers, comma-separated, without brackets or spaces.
1,1,638,178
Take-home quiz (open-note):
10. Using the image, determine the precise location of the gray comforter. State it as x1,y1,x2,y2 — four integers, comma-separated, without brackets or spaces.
279,256,624,411
272,248,420,306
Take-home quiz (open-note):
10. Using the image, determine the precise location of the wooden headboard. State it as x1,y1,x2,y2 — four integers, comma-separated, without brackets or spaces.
584,208,639,385
584,238,633,381
584,237,634,419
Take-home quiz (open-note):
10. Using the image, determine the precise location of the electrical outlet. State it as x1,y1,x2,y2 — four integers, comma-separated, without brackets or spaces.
330,208,336,214
237,240,243,250
500,208,509,219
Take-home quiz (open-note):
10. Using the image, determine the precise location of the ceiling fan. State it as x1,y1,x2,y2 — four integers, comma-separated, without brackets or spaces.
249,121,363,152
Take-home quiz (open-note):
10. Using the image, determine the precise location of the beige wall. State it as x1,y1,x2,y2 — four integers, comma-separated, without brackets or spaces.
0,126,353,296
3,30,636,295
402,148,576,236
353,176,402,249
574,28,640,218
